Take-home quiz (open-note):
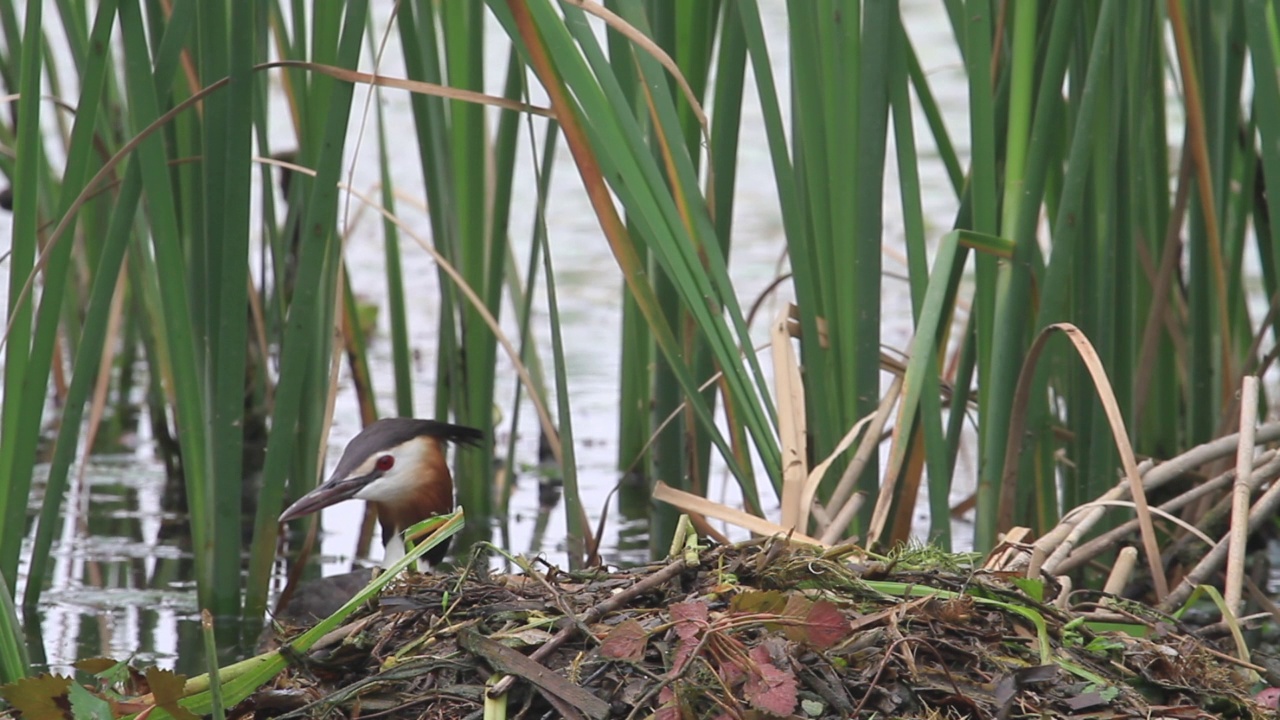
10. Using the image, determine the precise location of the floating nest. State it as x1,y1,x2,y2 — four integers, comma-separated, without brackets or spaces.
244,540,1274,719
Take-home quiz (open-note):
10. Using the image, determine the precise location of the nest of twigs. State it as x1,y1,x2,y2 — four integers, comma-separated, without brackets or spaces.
240,540,1273,720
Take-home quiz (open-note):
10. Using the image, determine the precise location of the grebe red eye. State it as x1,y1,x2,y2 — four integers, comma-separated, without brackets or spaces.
375,455,395,472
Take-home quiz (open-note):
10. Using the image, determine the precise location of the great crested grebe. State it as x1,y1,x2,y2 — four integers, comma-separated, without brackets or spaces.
272,418,483,623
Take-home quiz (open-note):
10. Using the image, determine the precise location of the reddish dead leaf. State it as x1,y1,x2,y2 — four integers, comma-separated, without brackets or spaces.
718,653,747,688
779,595,847,649
1258,687,1280,709
655,685,682,720
0,673,74,718
803,600,849,649
600,619,649,662
672,633,699,674
670,600,708,638
670,600,709,673
743,646,797,717
672,639,697,673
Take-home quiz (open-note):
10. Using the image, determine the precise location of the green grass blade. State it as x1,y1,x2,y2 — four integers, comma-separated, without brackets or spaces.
0,569,28,682
0,0,44,590
119,0,217,606
6,0,118,610
244,0,368,626
206,0,259,619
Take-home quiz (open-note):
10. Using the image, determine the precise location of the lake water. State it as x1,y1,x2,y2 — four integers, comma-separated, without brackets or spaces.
7,1,971,674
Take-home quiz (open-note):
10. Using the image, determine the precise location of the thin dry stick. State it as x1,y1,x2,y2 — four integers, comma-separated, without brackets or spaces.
775,307,808,531
1054,452,1280,575
1140,422,1280,483
1035,451,1159,575
1103,547,1138,595
1244,577,1280,628
819,376,903,544
488,556,693,699
821,494,867,547
1038,485,1135,575
1225,376,1259,615
1042,422,1280,576
1079,424,1280,535
653,481,825,545
1160,463,1280,613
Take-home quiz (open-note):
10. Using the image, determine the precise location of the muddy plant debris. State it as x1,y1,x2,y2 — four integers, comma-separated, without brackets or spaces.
244,541,1274,719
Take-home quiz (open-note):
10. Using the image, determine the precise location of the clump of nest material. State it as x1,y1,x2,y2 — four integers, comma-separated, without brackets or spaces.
244,540,1274,720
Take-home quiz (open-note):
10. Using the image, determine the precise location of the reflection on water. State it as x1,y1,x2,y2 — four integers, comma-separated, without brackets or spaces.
22,455,202,673
21,420,648,672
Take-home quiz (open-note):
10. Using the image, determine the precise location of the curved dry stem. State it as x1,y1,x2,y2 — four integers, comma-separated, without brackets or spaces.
1002,322,1168,599
561,0,711,145
588,9,720,239
272,59,552,117
1060,499,1215,548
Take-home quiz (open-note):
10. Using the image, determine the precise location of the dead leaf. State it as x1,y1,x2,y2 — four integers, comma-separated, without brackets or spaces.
777,595,848,650
492,627,556,647
743,646,797,716
670,601,709,635
656,686,682,720
670,601,709,673
802,599,849,649
72,658,118,676
731,590,787,616
600,619,649,662
144,667,198,720
781,594,814,644
0,673,74,719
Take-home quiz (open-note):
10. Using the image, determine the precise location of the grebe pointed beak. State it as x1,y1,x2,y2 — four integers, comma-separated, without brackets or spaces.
278,472,373,523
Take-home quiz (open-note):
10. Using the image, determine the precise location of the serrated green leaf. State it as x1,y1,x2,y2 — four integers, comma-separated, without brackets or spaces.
67,682,112,720
1083,636,1127,656
1011,577,1044,602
